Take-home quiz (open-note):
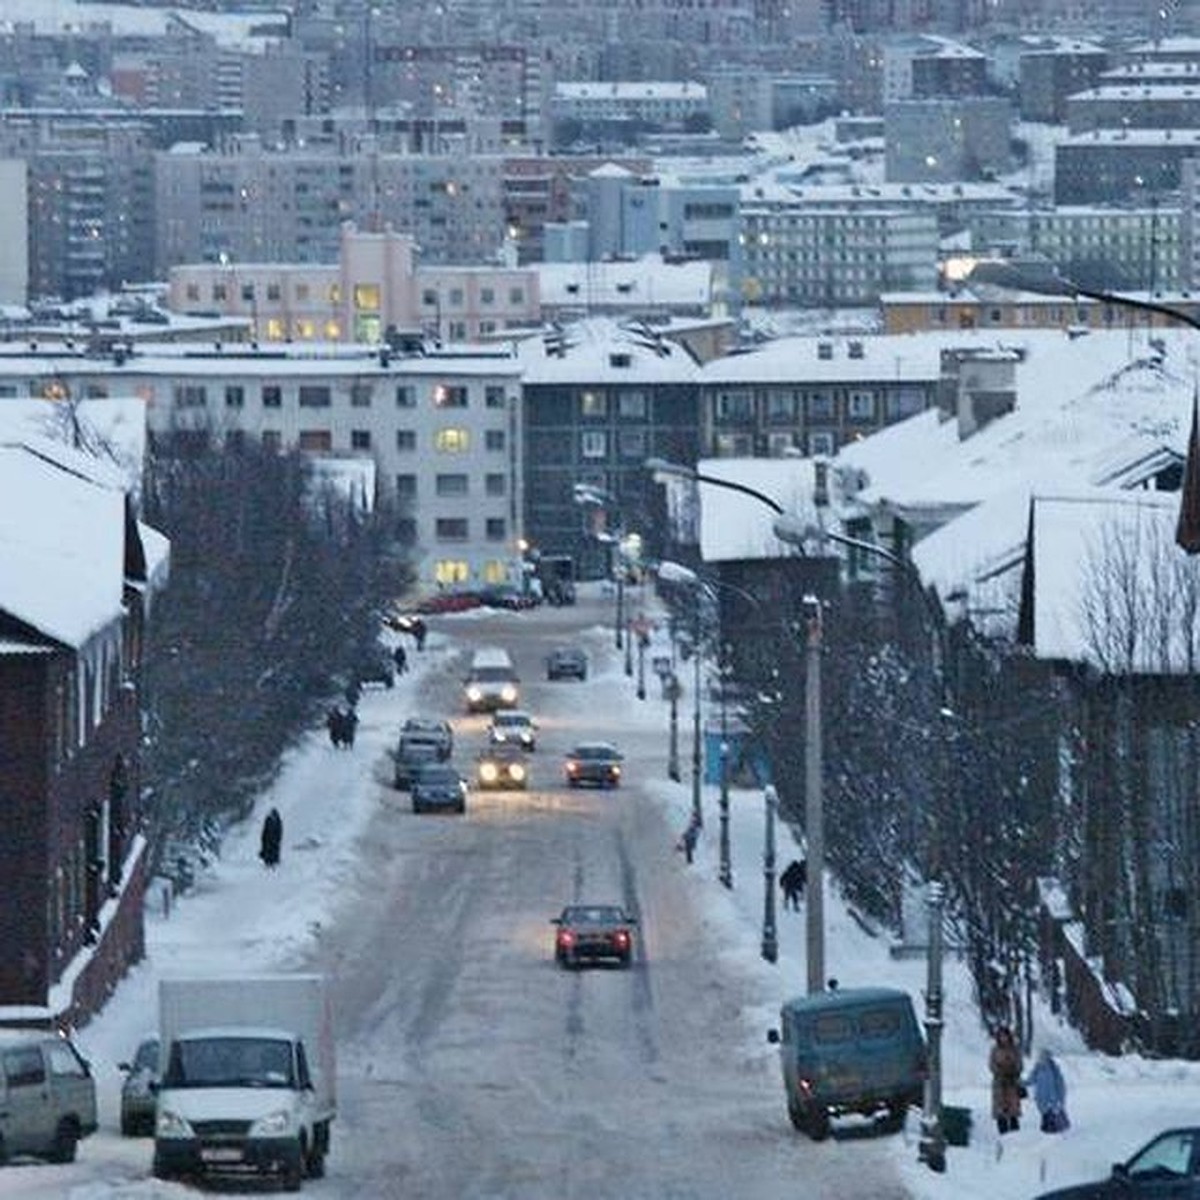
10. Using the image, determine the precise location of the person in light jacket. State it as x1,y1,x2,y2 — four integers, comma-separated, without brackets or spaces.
1026,1048,1069,1133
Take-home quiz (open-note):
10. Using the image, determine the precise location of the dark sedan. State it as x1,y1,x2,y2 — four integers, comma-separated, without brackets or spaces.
476,745,530,790
411,763,467,814
1035,1128,1200,1198
546,645,588,681
552,904,637,968
564,742,622,788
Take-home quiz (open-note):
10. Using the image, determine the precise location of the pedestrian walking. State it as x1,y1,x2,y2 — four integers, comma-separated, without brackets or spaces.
393,643,408,675
1026,1048,1070,1133
411,617,427,652
677,815,700,865
780,858,807,910
989,1025,1023,1135
259,807,283,869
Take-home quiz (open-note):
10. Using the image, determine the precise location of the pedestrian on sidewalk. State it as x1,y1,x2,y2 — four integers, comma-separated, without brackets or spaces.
677,814,700,865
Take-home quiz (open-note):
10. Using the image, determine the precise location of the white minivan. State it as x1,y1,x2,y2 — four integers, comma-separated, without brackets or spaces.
0,1031,97,1164
463,647,520,712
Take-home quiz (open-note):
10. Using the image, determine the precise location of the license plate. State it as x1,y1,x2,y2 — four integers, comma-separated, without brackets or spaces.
201,1147,243,1164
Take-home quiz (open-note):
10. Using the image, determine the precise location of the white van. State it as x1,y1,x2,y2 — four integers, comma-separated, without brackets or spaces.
0,1031,97,1163
464,647,520,712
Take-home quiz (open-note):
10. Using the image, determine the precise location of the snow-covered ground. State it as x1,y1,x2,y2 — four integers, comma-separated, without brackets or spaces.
26,587,1200,1199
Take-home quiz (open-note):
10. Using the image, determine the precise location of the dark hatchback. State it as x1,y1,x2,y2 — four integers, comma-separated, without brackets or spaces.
564,742,622,788
552,904,637,968
1034,1128,1200,1198
411,763,467,814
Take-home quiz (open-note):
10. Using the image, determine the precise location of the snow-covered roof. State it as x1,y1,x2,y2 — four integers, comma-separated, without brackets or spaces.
698,334,942,386
537,256,712,312
516,318,699,385
555,81,707,101
0,442,127,648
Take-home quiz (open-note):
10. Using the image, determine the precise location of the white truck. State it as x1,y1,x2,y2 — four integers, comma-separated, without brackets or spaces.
152,974,336,1191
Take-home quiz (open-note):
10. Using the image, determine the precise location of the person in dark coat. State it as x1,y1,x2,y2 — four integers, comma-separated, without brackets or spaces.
342,706,358,748
411,617,427,651
990,1026,1023,1134
1025,1048,1069,1133
677,814,700,864
259,807,283,868
780,859,807,910
393,643,408,675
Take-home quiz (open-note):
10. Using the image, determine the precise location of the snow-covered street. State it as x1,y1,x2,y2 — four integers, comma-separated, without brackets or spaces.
6,584,1200,1199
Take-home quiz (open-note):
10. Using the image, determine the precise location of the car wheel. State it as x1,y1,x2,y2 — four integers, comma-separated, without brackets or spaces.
805,1107,831,1142
619,952,632,969
787,1098,806,1131
48,1118,79,1163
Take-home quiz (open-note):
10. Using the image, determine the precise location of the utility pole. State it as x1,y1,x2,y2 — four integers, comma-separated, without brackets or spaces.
803,594,825,995
690,598,703,830
920,880,947,1172
761,785,778,963
636,624,647,700
718,647,732,889
667,617,681,781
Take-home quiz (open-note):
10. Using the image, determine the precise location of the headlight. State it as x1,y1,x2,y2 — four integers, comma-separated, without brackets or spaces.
467,686,483,702
501,685,518,702
156,1109,194,1138
480,762,498,782
249,1109,293,1137
510,763,526,781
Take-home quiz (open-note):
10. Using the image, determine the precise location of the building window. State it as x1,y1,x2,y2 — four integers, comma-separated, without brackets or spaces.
485,385,506,408
485,429,505,451
808,430,835,455
185,283,200,302
396,473,417,497
298,385,332,407
581,430,607,459
435,517,469,541
225,385,245,409
449,320,467,340
848,390,876,419
263,384,282,408
262,430,282,451
481,287,495,305
434,559,469,584
766,392,797,422
715,390,752,420
618,390,647,418
174,384,207,408
266,282,281,301
436,473,469,496
397,430,417,451
807,391,834,419
619,429,647,459
485,473,506,496
422,288,438,307
435,428,470,452
295,282,310,302
580,390,607,418
241,283,255,303
299,430,332,451
213,283,227,302
396,385,416,408
351,429,371,450
509,286,525,305
486,517,507,541
354,283,381,310
448,288,464,307
482,560,507,583
351,382,373,407
435,384,468,408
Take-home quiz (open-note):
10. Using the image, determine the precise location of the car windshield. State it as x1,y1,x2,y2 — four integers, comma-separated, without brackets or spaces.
574,745,615,760
472,667,516,683
495,714,529,727
165,1036,294,1089
416,766,459,786
563,907,623,924
1129,1131,1197,1178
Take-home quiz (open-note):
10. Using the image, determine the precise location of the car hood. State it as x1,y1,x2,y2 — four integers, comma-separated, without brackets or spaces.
158,1086,300,1123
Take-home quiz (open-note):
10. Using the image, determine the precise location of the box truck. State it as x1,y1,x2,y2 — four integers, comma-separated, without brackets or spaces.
152,974,335,1191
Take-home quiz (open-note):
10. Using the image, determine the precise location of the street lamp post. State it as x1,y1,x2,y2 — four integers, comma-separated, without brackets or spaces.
691,599,703,831
775,512,947,1170
668,615,681,781
761,784,779,963
625,614,634,676
718,647,732,889
801,594,824,995
636,627,647,700
573,482,626,651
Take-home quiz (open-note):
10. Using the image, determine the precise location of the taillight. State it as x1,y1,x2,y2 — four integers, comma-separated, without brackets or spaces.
614,930,630,947
798,1077,814,1096
567,761,579,774
557,930,574,948
611,766,621,777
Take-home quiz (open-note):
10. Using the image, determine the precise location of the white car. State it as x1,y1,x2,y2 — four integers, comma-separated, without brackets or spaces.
488,710,537,751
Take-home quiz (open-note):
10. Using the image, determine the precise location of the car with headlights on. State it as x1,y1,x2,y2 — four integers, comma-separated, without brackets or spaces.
119,1035,160,1136
476,745,530,790
411,762,468,814
489,710,537,751
564,741,622,788
552,904,637,968
1033,1127,1200,1198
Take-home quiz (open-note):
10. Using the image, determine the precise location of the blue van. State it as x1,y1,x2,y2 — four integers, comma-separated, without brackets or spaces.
766,987,926,1140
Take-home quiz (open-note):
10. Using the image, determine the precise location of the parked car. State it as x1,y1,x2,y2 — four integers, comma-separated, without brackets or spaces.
394,732,445,789
1034,1127,1200,1198
766,987,925,1141
551,904,637,968
119,1035,159,1136
479,585,536,610
400,717,453,761
489,710,537,751
0,1031,97,1163
416,591,482,614
352,647,396,689
476,745,529,790
411,762,468,815
546,645,588,681
564,741,623,788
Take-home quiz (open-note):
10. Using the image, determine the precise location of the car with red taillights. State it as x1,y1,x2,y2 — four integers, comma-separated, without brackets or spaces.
563,741,622,788
551,904,637,968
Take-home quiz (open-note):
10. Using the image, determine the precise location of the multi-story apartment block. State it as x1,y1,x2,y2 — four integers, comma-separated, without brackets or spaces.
0,159,28,304
550,82,710,140
168,225,541,345
1017,37,1109,123
883,36,988,102
696,333,940,459
1055,129,1200,204
1177,157,1200,289
154,139,508,271
0,342,525,593
739,196,939,307
885,97,1013,184
516,321,701,574
1066,83,1200,134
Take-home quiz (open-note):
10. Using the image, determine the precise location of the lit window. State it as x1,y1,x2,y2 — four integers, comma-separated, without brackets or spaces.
434,559,470,584
435,428,470,452
434,384,468,408
482,560,507,584
329,284,341,304
580,391,607,417
581,430,607,459
325,320,341,339
354,283,381,310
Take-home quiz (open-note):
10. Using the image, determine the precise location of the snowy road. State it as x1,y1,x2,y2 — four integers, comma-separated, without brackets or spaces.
298,597,910,1199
